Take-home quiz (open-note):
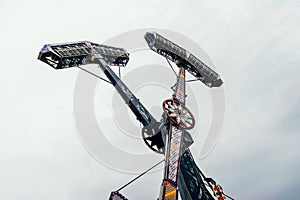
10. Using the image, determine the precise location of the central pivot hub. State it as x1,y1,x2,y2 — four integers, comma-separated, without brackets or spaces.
163,99,195,130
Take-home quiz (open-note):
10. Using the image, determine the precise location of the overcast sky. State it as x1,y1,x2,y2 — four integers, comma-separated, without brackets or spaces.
0,0,299,200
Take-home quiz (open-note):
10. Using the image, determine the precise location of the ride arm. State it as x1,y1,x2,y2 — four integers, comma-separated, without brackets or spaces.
90,54,158,127
38,41,157,127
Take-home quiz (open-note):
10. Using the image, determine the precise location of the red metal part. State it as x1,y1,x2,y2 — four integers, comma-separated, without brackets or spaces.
163,99,195,130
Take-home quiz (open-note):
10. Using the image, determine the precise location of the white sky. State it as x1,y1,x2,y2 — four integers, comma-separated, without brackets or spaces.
0,0,299,199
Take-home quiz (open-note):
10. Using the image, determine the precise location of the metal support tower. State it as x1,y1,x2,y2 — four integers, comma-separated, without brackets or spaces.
159,67,187,200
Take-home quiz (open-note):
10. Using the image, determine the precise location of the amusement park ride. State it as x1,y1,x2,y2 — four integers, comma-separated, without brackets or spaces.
38,32,233,200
